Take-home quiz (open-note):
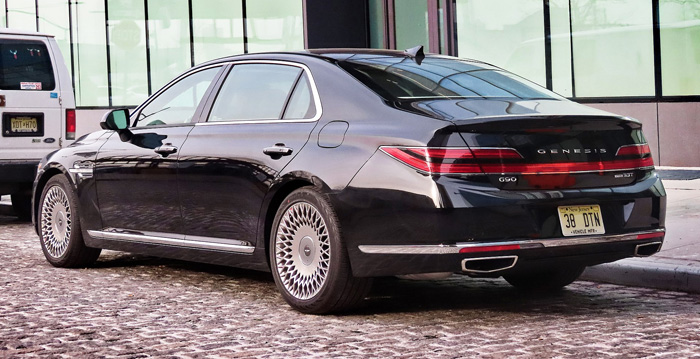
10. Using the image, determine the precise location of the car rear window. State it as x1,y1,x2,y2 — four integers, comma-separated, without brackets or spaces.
0,39,55,91
337,55,561,101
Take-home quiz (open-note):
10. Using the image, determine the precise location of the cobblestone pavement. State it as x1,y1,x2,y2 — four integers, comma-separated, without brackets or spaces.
1,216,700,359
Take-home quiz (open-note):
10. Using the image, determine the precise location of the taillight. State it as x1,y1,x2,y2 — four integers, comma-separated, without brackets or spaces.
381,144,654,175
616,144,651,157
380,147,523,174
66,109,76,140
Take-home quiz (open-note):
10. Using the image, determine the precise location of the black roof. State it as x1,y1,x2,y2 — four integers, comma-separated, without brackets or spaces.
195,48,486,69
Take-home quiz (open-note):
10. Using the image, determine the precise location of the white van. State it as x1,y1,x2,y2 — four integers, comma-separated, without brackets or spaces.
0,29,76,219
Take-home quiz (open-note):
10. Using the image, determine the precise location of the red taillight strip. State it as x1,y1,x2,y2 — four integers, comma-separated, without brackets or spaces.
381,145,654,175
480,157,655,175
380,146,523,174
470,148,523,159
381,147,484,174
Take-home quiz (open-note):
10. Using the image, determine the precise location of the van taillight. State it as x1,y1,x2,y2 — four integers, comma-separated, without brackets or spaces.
66,109,76,140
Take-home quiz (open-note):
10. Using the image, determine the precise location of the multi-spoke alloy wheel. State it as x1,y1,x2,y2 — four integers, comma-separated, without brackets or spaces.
40,185,72,258
275,202,331,300
38,176,101,268
270,188,372,314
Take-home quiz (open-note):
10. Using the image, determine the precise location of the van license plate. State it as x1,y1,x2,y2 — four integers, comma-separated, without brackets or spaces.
2,113,44,137
557,205,605,237
11,117,38,132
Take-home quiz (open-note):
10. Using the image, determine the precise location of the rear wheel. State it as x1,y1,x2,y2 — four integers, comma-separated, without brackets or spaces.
270,187,372,314
11,193,31,221
38,176,101,268
504,266,585,291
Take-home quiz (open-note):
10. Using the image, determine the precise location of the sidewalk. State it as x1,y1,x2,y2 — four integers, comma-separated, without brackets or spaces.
581,169,700,293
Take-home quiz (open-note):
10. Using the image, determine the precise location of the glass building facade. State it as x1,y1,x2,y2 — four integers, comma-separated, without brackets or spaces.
2,0,699,165
370,0,700,100
1,0,302,107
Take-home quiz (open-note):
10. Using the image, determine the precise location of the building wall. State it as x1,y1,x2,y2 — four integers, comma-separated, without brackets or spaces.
586,102,699,167
5,0,700,167
2,0,303,108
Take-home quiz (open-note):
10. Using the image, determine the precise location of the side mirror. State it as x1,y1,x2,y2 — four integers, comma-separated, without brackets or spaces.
100,109,132,142
100,108,130,130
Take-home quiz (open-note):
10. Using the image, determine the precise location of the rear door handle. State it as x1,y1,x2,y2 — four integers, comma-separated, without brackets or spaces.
263,144,293,159
154,144,178,156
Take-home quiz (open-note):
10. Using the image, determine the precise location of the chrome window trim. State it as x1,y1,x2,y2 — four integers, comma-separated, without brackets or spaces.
196,59,323,126
357,229,665,255
132,64,226,126
87,228,255,254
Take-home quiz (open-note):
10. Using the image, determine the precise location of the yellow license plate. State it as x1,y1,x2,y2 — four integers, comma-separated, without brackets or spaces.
557,205,605,237
10,117,38,133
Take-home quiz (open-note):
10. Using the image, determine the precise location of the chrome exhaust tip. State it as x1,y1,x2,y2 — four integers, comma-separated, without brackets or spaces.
635,241,663,257
461,255,518,274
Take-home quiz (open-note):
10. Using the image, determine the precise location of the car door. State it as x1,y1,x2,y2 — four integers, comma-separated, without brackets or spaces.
177,61,320,246
93,65,224,236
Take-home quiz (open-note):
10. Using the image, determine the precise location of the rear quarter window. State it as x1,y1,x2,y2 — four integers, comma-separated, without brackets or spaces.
0,39,55,91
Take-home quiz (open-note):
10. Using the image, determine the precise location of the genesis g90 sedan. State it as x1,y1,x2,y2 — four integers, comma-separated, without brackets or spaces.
33,48,666,313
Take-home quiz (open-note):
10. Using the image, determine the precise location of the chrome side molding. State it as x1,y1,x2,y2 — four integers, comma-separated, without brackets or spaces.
87,228,255,254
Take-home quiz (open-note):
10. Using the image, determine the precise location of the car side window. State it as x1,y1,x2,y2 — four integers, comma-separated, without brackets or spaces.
208,64,304,122
283,74,316,120
136,66,220,127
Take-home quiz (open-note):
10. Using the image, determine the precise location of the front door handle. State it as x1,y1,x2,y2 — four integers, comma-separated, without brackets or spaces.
263,144,293,159
154,144,178,157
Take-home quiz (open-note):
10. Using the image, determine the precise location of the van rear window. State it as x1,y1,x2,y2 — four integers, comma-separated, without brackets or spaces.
0,40,55,91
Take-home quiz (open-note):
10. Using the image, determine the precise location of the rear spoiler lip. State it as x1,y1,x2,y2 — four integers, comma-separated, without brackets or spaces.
449,114,638,126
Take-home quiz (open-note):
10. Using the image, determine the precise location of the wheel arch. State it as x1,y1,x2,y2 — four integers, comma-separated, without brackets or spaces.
33,164,71,232
260,173,332,269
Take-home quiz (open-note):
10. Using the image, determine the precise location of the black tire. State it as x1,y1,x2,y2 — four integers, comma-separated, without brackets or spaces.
504,266,585,291
37,176,101,268
269,187,372,314
11,193,32,221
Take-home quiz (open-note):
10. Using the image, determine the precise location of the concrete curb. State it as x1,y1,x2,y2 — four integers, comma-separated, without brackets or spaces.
581,257,700,294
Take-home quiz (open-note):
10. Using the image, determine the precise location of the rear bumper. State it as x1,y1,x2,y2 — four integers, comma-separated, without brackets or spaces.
358,229,666,255
338,152,666,277
0,160,38,194
351,230,664,277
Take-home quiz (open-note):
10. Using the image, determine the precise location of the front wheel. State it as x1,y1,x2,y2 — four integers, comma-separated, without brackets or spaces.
270,187,372,314
38,176,101,268
503,266,585,291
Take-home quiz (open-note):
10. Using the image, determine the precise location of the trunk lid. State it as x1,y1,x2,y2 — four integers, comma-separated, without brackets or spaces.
452,114,654,190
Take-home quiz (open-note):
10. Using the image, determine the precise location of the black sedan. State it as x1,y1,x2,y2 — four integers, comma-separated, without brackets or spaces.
33,48,666,314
